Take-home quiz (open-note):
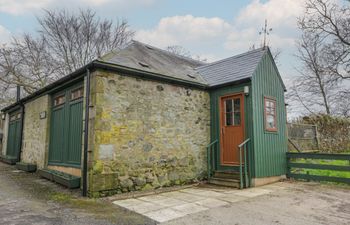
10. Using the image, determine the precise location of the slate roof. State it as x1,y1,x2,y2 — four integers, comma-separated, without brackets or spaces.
99,41,268,87
99,41,208,85
196,48,267,87
2,41,276,112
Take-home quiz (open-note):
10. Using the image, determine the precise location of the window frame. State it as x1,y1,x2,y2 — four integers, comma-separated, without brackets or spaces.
264,96,278,132
224,97,241,127
53,94,66,107
70,86,84,101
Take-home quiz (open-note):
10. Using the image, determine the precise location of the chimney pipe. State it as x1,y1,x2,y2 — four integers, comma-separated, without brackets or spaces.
16,85,20,102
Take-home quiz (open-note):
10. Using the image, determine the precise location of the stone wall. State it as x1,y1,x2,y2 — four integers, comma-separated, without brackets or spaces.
88,70,211,196
21,95,50,168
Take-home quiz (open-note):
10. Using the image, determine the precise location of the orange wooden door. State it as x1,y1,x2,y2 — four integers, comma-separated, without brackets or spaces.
220,94,245,165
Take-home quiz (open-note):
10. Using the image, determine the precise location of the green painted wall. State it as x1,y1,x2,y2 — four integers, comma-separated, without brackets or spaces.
209,82,254,175
251,51,287,178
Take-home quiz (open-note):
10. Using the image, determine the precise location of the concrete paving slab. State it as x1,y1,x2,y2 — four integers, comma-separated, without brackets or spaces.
191,190,226,198
232,188,272,198
125,201,165,214
171,203,208,214
179,188,207,194
217,195,248,203
194,198,229,208
144,208,187,223
171,192,206,202
138,195,169,202
111,183,288,223
112,198,145,207
152,197,188,207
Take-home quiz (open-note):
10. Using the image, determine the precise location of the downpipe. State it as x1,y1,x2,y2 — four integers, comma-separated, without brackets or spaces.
82,68,91,197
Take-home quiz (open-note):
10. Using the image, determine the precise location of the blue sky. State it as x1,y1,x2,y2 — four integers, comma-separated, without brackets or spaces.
0,0,308,93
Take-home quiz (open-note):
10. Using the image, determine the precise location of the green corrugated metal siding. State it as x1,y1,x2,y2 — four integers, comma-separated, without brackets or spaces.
209,82,254,175
48,83,83,167
6,112,22,158
251,52,287,178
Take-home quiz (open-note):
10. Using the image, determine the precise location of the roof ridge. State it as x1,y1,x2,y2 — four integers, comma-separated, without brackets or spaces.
196,47,267,70
131,40,207,65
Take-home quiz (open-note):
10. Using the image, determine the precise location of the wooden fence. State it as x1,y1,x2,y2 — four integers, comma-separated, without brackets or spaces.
287,152,350,184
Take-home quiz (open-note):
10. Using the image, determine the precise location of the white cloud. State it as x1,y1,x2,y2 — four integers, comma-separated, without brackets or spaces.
0,0,52,15
134,1,307,57
0,25,11,45
135,15,232,48
236,0,305,29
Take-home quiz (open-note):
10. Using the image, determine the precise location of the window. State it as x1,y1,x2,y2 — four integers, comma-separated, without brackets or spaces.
54,95,65,106
10,112,21,122
225,98,241,126
264,97,277,131
71,87,83,100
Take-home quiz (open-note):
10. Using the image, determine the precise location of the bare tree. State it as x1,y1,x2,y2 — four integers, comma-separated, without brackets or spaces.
300,0,350,80
38,9,134,74
0,35,59,95
166,45,207,62
289,32,337,115
0,8,134,106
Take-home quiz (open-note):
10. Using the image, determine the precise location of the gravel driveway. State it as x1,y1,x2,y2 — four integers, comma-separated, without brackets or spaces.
1,161,349,225
0,162,155,225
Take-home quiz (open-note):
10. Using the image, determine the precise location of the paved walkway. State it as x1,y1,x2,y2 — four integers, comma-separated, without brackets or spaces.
113,183,281,223
113,182,350,225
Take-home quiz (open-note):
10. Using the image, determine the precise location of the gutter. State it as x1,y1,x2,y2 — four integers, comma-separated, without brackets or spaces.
82,68,91,197
1,62,94,113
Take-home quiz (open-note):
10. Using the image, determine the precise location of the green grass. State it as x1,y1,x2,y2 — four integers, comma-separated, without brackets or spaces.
290,153,350,181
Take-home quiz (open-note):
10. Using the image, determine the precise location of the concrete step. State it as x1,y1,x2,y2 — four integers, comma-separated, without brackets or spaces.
213,171,241,179
209,177,240,188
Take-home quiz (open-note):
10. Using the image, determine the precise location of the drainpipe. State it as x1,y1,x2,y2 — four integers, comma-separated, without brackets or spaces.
82,68,91,197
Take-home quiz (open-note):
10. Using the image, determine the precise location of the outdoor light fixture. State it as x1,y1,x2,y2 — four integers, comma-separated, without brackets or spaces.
1,114,5,120
244,86,249,96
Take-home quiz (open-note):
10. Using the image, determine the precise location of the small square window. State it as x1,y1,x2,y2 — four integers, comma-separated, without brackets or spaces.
54,95,65,106
224,98,241,126
71,87,83,100
264,97,277,131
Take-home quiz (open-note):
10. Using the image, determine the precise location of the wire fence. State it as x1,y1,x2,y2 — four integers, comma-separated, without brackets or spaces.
287,123,319,151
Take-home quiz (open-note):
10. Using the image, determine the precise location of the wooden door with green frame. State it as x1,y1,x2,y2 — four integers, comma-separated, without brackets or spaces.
219,93,245,167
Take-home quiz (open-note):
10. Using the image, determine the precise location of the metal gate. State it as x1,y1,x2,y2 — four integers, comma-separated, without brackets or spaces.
6,111,22,159
48,84,84,167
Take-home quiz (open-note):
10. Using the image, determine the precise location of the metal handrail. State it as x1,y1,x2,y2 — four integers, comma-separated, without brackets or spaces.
238,138,250,189
207,140,218,180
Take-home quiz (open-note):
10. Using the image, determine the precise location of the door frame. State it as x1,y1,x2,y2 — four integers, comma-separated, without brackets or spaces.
219,92,245,167
48,82,84,168
6,110,22,160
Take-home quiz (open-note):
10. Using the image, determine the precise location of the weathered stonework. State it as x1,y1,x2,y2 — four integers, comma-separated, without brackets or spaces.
88,70,211,196
21,95,50,168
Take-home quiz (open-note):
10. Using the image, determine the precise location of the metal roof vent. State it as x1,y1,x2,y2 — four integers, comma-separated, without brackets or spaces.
187,74,196,79
145,45,153,50
139,62,150,68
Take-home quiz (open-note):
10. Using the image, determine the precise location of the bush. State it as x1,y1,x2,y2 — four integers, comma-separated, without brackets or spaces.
301,115,350,153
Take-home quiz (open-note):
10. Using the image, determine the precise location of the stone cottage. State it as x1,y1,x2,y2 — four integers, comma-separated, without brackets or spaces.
1,41,287,197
